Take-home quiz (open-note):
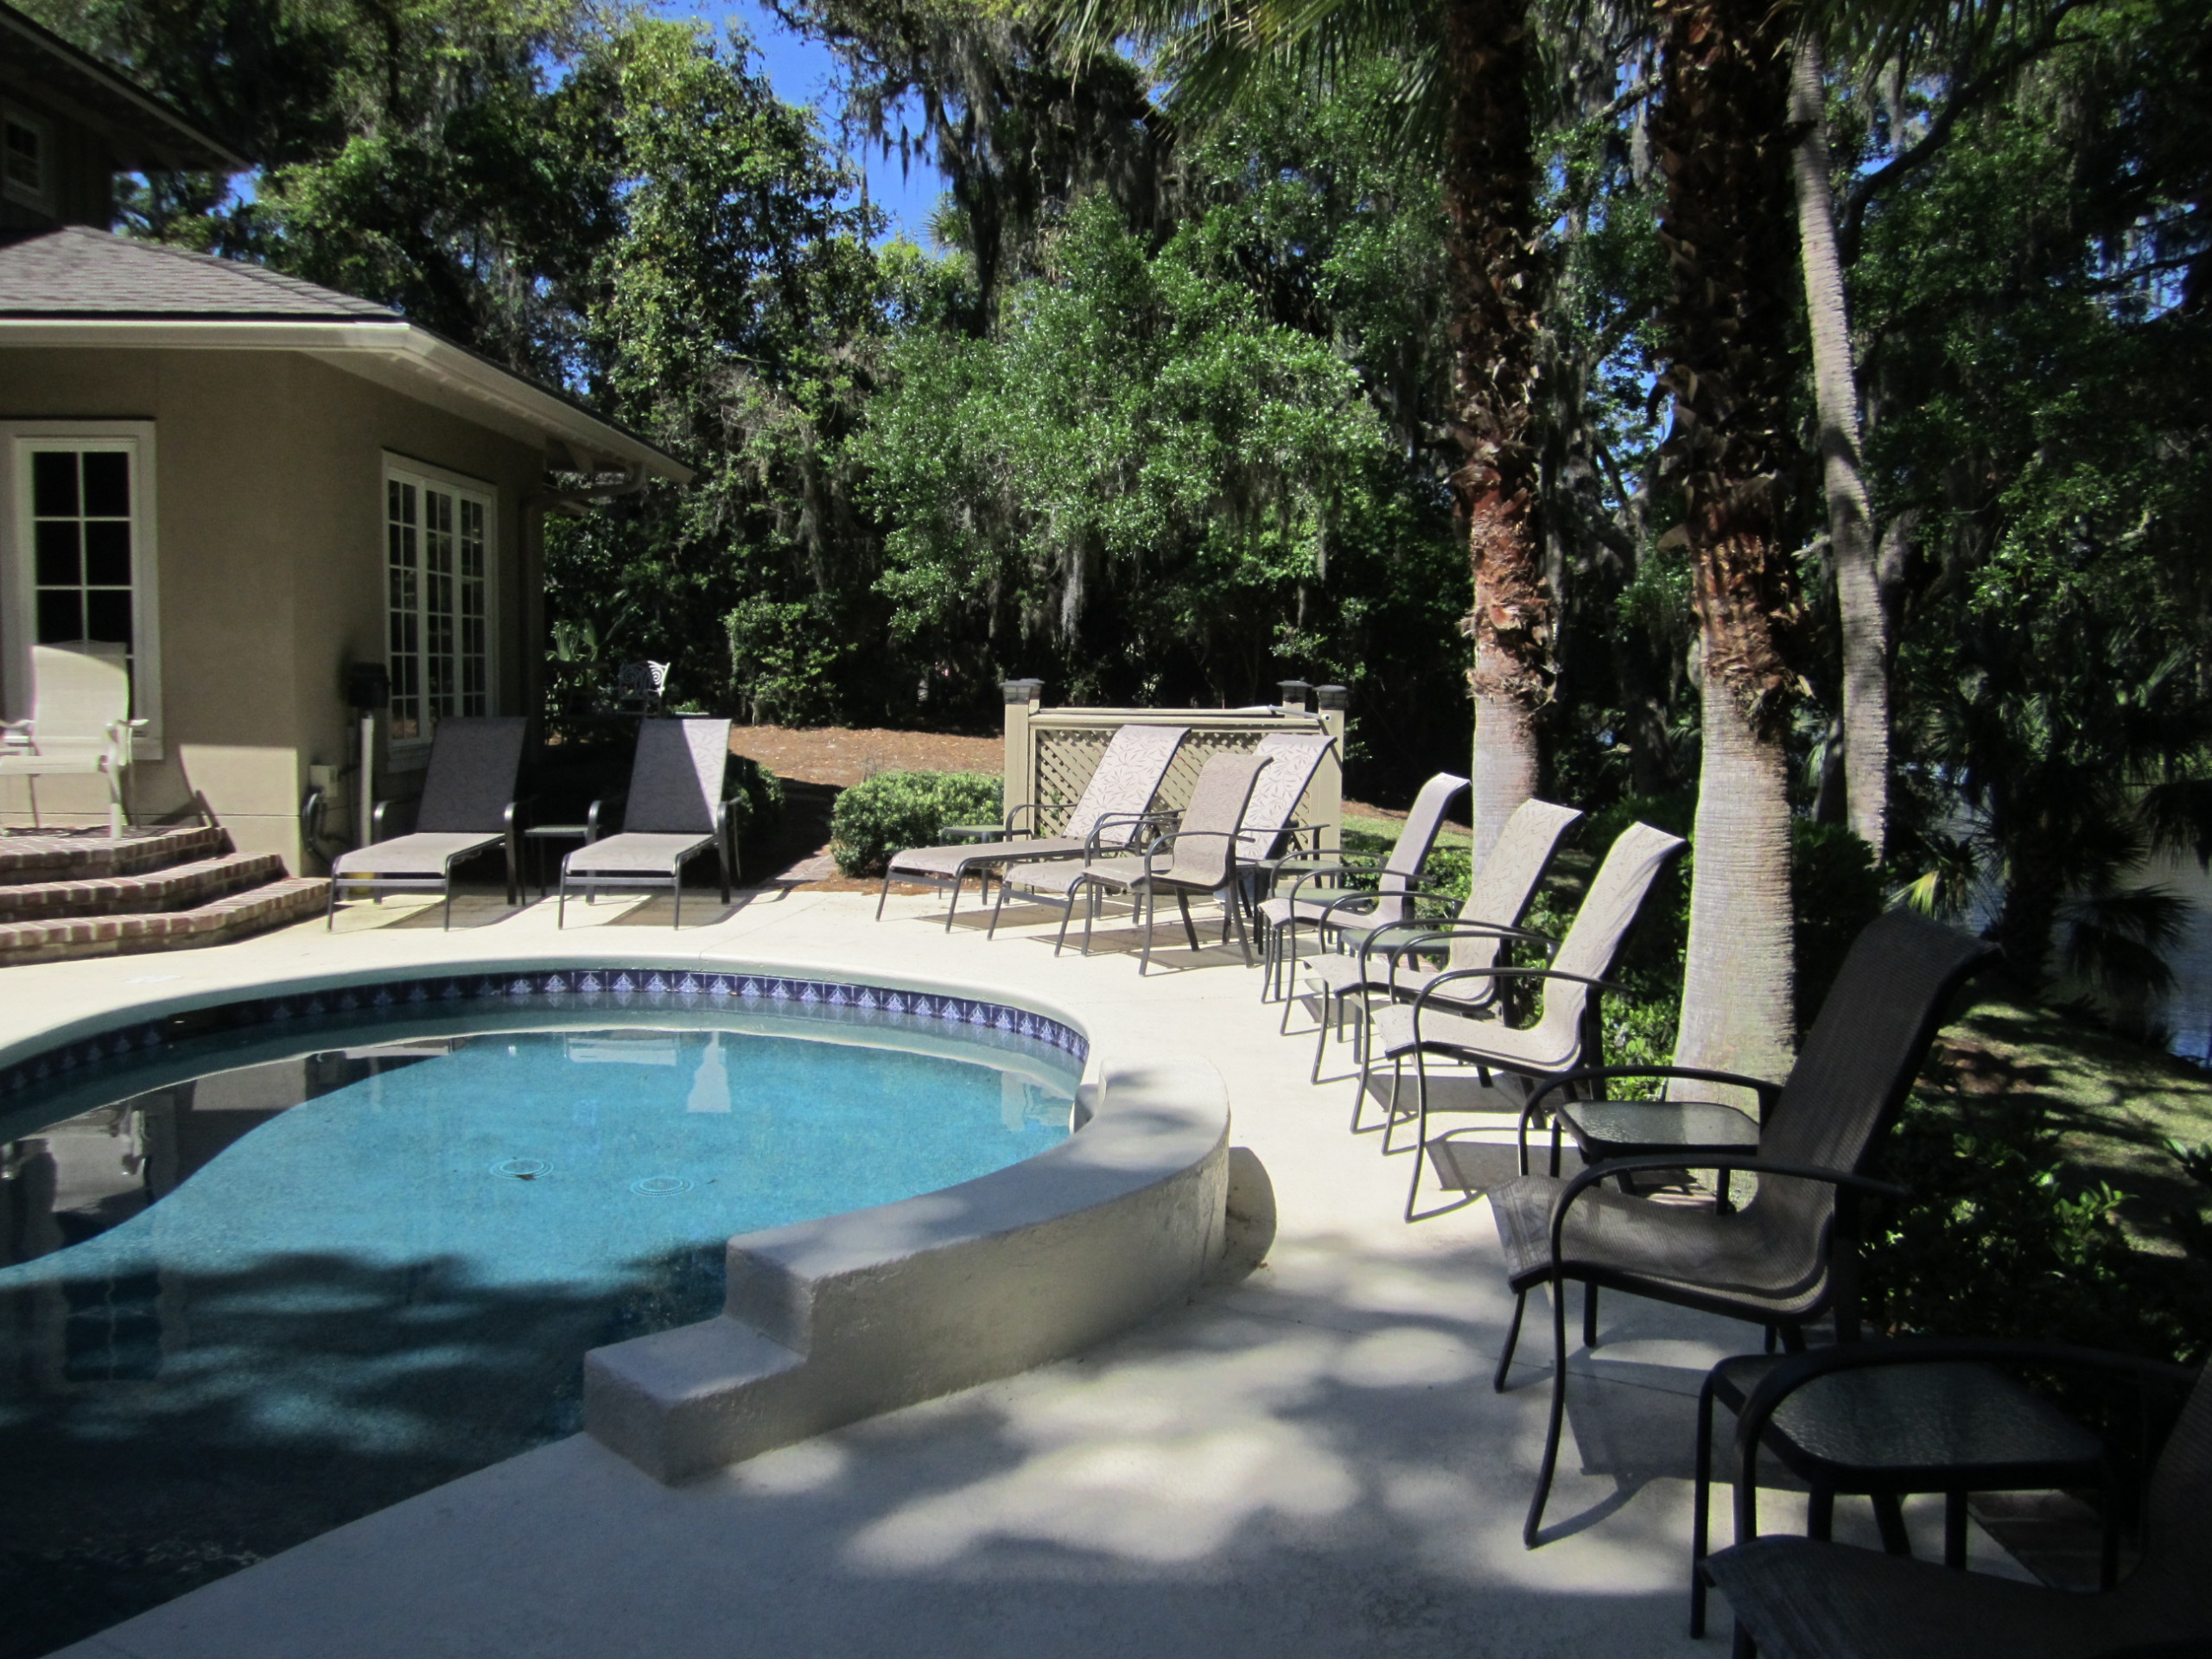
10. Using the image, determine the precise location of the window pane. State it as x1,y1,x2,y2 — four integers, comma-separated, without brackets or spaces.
83,520,130,585
34,520,80,586
84,590,132,645
30,450,77,517
35,589,81,643
81,452,130,518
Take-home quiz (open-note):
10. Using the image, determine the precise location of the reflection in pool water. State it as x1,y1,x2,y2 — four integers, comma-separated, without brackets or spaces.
0,1026,1075,1657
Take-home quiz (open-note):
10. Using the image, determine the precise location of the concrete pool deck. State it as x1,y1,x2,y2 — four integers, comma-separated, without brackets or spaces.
15,883,2025,1658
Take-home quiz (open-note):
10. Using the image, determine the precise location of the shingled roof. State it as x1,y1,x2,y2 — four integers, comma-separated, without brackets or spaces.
0,226,400,321
0,227,690,482
0,3,246,174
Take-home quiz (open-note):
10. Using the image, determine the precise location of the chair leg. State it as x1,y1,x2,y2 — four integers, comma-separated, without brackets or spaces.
943,872,961,931
442,880,454,931
1175,889,1200,951
1583,1283,1599,1351
673,868,683,929
1691,1368,1719,1636
1311,988,1333,1084
1495,1290,1528,1393
1403,1049,1434,1220
326,875,340,930
876,871,893,919
1808,1489,1835,1541
557,871,569,929
1522,1274,1573,1547
1872,1493,1911,1556
1141,887,1157,976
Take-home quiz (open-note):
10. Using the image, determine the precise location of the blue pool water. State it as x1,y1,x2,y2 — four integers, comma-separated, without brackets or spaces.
0,1014,1077,1656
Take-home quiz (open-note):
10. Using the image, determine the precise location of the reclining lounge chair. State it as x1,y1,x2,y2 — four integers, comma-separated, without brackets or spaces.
327,715,528,929
0,641,144,839
559,717,735,928
993,748,1274,972
877,721,1188,930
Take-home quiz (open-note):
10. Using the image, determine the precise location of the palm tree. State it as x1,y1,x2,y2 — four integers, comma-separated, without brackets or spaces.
1050,0,1556,865
1653,0,1808,1087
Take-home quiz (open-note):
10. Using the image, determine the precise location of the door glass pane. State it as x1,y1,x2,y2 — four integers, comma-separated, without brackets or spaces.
83,520,130,585
34,520,79,587
35,590,81,642
385,480,421,741
29,450,75,517
81,452,129,518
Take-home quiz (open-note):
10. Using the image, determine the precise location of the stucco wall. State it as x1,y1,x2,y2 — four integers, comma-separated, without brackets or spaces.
0,347,546,869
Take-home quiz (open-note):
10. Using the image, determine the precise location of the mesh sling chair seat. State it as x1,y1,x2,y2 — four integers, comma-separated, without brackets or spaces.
1370,820,1687,1217
1298,798,1582,1085
1256,770,1469,1001
992,750,1273,972
558,718,735,929
1486,908,1999,1548
876,723,1189,931
0,641,145,838
1701,1341,2210,1659
327,715,529,930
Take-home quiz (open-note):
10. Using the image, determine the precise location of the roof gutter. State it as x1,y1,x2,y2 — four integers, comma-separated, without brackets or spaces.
0,316,693,484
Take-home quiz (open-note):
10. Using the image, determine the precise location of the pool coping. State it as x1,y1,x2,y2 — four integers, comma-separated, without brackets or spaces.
0,945,1233,1487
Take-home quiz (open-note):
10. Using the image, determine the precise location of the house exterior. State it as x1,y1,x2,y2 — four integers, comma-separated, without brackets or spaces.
0,4,690,872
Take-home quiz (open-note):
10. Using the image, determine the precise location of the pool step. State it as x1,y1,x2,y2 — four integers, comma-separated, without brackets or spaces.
0,876,329,967
0,852,289,924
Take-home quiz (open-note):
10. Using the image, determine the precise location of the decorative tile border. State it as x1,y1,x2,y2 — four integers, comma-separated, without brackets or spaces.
0,969,1088,1103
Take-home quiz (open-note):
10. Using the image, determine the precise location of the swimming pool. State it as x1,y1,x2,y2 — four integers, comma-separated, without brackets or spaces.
0,973,1082,1656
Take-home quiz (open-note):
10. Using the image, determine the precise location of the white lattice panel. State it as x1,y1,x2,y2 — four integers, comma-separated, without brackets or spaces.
1028,722,1326,842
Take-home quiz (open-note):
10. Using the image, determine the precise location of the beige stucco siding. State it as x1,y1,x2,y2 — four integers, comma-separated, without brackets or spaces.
0,346,546,869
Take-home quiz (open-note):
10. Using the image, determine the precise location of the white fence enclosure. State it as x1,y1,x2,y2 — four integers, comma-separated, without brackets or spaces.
1000,679,1347,855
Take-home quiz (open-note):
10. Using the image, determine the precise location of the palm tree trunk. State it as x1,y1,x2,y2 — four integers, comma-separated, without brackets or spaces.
1790,31,1888,860
1655,0,1807,1085
1441,0,1552,868
1678,659,1798,1084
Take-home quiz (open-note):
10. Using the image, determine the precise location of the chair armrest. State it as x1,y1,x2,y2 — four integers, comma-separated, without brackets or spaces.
1283,860,1385,906
1408,966,1630,1043
1382,922,1558,963
586,791,626,842
370,797,405,842
1003,801,1045,836
1090,808,1179,857
1522,1065,1783,1122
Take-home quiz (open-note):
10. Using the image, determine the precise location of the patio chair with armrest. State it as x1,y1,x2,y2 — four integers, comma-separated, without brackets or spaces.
876,722,1190,931
327,715,530,930
558,717,735,929
0,641,145,838
1256,770,1470,1001
1298,797,1582,1084
1370,820,1687,1215
1701,1339,2209,1659
1227,728,1339,890
1484,906,1999,1548
991,749,1274,972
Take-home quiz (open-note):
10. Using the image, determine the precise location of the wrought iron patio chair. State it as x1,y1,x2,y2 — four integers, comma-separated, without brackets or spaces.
1298,797,1582,1088
877,722,1189,931
0,641,144,838
559,717,735,928
992,748,1273,972
1485,906,1998,1547
1256,769,1470,1001
1371,819,1686,1217
1700,1339,2208,1659
327,715,529,929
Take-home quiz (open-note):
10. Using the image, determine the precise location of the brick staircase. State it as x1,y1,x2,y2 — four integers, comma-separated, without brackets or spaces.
0,825,327,966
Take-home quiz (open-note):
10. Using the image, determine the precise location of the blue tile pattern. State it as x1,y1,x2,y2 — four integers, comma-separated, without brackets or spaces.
0,969,1087,1103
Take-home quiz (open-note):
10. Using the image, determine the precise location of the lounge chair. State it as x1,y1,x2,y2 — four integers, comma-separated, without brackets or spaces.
558,718,736,928
1299,798,1581,1088
327,715,529,929
992,749,1274,972
1255,770,1470,1001
0,641,144,838
1484,907,1997,1547
1371,819,1685,1217
877,722,1188,930
1701,1339,2207,1659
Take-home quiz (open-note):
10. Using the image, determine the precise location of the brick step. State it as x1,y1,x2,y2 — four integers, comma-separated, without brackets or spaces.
0,824,229,884
0,878,330,967
0,852,288,923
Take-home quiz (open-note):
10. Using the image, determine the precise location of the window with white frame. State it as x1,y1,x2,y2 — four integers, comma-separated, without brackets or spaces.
1,104,52,213
3,426,162,749
384,460,493,743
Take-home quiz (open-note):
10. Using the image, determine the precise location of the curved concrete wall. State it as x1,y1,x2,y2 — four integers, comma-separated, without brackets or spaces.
584,1055,1231,1484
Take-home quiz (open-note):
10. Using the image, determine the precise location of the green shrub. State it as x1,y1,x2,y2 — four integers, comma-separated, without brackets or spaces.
831,770,1002,877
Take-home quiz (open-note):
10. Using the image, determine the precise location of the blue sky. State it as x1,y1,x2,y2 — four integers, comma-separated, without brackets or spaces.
654,2,949,243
